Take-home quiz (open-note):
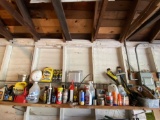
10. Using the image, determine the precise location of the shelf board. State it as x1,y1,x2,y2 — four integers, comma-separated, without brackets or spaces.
0,101,159,110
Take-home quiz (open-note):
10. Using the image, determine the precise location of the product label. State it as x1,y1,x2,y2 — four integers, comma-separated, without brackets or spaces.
85,96,89,104
106,96,113,106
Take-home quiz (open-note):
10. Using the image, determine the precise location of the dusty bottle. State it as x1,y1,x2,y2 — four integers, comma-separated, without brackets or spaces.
89,81,95,101
73,85,78,102
85,86,92,105
63,89,68,103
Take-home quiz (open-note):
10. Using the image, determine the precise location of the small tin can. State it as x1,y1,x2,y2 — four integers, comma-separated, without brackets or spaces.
98,98,104,106
93,99,97,105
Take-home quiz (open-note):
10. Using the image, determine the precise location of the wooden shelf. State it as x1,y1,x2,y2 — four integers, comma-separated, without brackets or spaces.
0,101,159,110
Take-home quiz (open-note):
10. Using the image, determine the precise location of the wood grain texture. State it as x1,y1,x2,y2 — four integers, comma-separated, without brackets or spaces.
51,0,72,41
0,101,159,110
6,46,33,81
98,27,122,34
126,0,160,39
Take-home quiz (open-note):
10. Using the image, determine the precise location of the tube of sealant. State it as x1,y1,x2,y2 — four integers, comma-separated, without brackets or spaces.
47,83,52,104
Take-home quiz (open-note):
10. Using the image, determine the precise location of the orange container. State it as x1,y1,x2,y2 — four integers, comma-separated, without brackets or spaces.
112,91,117,106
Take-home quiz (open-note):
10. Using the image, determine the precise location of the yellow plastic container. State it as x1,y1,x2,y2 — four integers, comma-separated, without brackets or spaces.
41,67,53,82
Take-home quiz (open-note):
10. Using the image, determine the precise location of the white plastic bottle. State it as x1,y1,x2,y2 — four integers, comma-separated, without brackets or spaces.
118,85,126,96
85,86,92,105
89,81,95,100
26,82,40,103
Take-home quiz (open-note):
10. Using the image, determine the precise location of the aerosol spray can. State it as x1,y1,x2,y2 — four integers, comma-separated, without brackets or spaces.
79,90,84,105
56,87,63,104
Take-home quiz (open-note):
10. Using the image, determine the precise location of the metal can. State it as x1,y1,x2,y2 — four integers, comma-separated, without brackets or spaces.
98,98,104,106
79,90,84,105
56,87,63,104
105,92,113,106
93,99,97,105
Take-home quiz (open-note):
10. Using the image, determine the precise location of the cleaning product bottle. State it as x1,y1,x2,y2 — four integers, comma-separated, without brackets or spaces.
89,81,95,100
85,85,92,105
26,70,42,103
118,85,126,96
26,82,40,103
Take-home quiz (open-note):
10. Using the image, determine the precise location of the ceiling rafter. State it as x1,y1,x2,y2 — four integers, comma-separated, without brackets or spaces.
126,0,160,40
15,0,35,29
92,0,108,42
0,0,40,41
148,19,160,43
128,10,160,41
119,0,140,43
51,0,72,41
0,19,13,40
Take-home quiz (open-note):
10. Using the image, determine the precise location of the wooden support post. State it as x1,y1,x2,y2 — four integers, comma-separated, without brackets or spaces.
0,0,40,41
125,0,160,40
148,20,160,43
0,19,13,40
51,0,72,41
119,0,140,43
92,0,108,42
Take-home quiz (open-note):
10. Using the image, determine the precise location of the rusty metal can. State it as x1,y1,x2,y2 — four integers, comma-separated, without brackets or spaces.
98,98,104,106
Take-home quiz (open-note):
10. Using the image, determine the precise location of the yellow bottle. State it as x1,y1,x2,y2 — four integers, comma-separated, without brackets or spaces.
41,67,54,82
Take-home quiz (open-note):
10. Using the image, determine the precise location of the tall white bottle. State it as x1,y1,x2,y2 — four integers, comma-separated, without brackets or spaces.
89,81,95,100
26,70,42,103
85,86,92,105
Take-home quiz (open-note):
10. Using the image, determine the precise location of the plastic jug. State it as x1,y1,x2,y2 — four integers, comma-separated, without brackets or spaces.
26,82,40,103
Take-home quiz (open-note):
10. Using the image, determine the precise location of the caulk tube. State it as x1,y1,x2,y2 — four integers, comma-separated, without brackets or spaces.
47,83,52,104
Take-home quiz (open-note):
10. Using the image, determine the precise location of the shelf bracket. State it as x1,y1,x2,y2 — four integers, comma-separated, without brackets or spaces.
12,105,26,112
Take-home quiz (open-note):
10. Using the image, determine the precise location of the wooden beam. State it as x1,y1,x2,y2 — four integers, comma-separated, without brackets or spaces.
51,0,72,41
148,19,160,43
91,1,100,42
128,10,160,41
92,0,108,41
119,0,140,43
126,0,160,39
15,0,34,29
0,19,13,40
0,0,40,41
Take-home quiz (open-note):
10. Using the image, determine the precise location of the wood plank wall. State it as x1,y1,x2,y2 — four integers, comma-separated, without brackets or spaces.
0,39,160,120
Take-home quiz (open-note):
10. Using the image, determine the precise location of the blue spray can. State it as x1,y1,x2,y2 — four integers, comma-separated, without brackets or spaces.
79,90,84,105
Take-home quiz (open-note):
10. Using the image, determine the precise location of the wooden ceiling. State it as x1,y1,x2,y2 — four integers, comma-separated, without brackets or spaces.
0,0,159,42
